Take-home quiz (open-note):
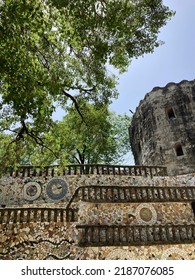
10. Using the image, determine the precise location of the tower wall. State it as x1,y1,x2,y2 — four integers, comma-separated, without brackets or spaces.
130,80,195,175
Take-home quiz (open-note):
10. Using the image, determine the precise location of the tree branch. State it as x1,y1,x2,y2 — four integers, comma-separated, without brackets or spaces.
70,85,96,94
9,120,59,159
76,148,84,164
62,90,87,124
72,154,81,164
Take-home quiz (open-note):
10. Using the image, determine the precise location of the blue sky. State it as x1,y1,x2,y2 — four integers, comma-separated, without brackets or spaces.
110,0,195,115
53,0,195,119
52,0,195,164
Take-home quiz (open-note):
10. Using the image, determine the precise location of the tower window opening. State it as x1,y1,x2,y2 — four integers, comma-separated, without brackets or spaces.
166,107,176,119
175,143,184,157
191,202,195,217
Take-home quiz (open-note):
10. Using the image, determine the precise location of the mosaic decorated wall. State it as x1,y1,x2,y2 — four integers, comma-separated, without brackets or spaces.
1,166,195,260
1,221,195,260
1,170,195,207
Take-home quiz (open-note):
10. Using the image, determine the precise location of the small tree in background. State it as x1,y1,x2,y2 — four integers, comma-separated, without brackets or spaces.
12,104,132,166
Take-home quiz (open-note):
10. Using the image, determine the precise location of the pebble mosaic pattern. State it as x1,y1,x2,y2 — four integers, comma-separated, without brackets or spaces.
105,249,136,260
161,247,189,260
23,182,42,201
46,178,68,201
0,220,195,260
1,173,195,206
0,172,195,259
135,203,157,225
78,202,193,225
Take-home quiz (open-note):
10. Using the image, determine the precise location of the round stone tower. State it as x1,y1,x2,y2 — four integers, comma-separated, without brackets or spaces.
130,79,195,176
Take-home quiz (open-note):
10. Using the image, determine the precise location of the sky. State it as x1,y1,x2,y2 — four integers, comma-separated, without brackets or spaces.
53,0,195,119
110,0,195,115
52,0,195,164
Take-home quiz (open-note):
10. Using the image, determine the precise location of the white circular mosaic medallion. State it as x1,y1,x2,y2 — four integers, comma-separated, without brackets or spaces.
135,203,157,225
23,182,42,201
161,247,188,260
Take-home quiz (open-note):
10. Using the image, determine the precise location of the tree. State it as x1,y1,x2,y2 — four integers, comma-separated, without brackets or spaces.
0,0,174,142
11,104,132,166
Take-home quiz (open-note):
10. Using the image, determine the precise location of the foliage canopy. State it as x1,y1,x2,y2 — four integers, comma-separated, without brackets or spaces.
0,0,174,136
0,0,174,170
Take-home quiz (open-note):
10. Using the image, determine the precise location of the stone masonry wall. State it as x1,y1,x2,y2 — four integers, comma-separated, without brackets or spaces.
130,80,195,175
1,221,195,260
1,172,195,207
1,172,195,260
78,202,194,226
